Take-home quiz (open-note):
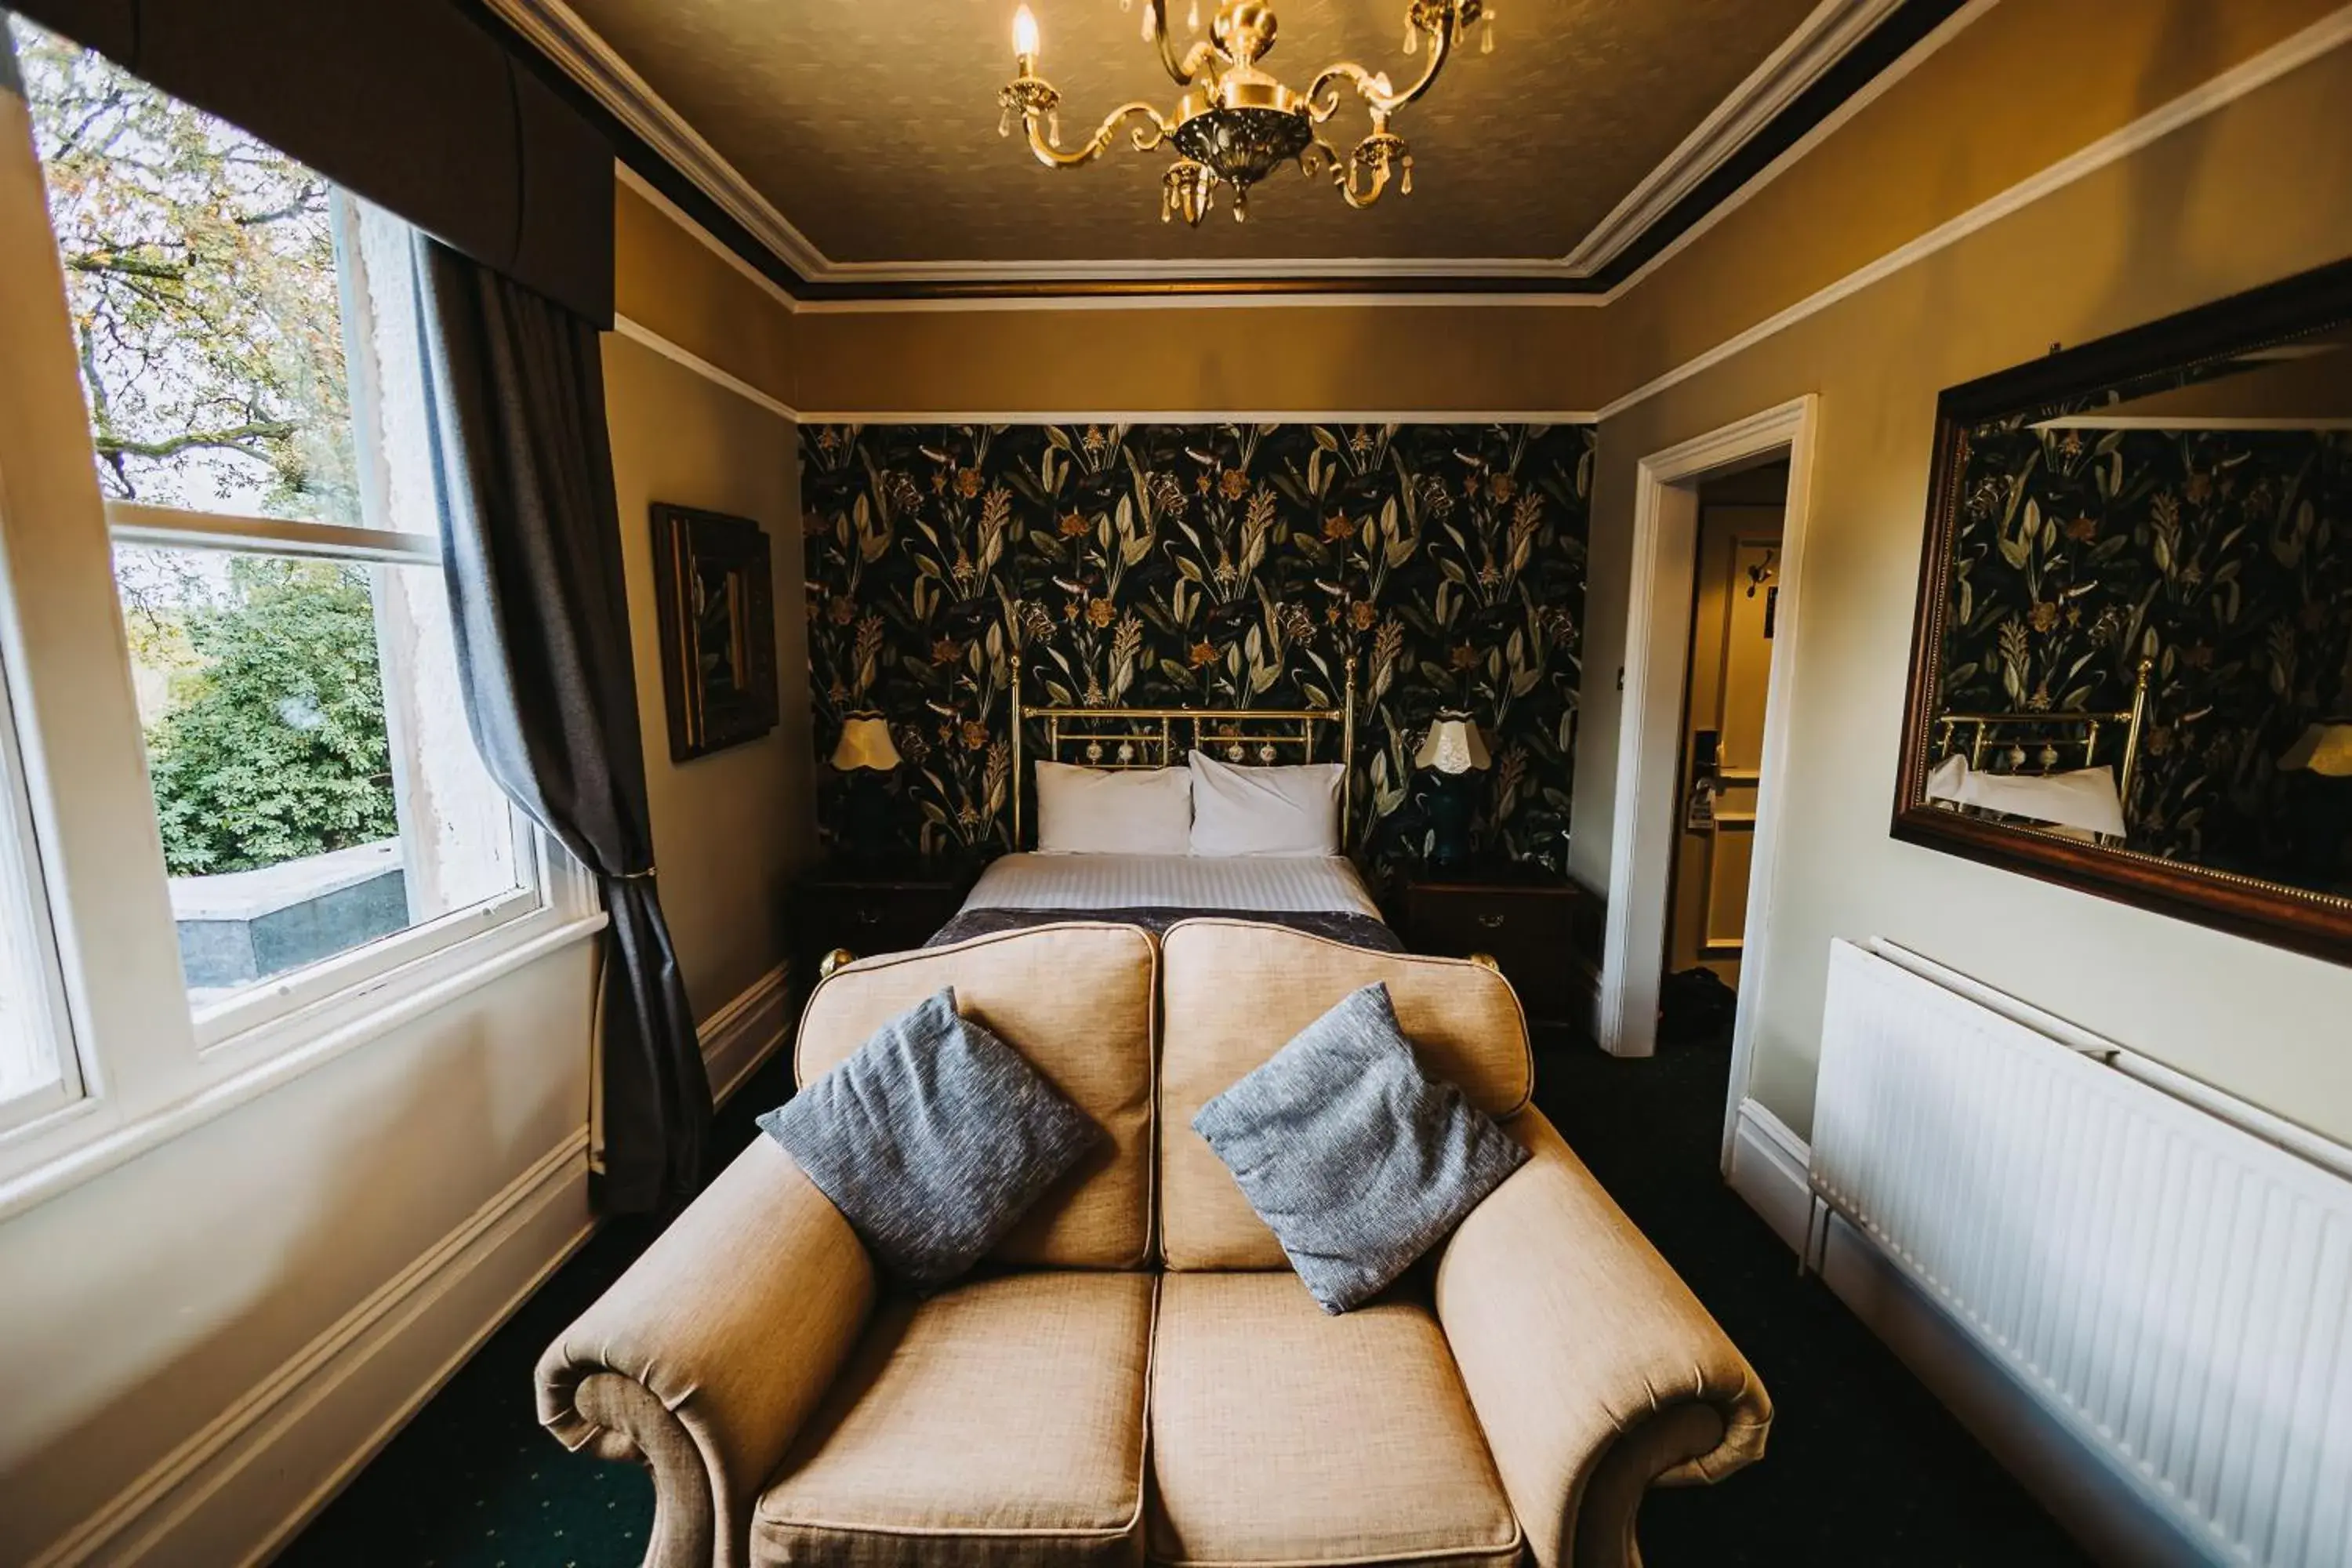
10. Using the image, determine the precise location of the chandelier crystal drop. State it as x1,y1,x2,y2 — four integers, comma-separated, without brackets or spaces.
996,0,1492,227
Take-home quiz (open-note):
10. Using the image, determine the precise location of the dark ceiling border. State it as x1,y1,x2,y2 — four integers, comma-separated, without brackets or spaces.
462,0,1970,305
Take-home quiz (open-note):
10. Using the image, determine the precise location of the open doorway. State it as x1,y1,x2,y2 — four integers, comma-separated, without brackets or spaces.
1661,463,1789,1040
1596,398,1817,1116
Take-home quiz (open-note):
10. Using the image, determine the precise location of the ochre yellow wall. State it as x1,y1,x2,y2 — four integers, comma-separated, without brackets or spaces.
789,301,1608,416
1600,0,2346,399
608,187,814,1021
614,181,798,411
604,336,814,1018
1581,26,2352,1145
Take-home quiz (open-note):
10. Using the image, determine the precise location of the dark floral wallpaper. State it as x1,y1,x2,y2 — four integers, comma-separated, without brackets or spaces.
1942,421,2352,890
800,423,1592,881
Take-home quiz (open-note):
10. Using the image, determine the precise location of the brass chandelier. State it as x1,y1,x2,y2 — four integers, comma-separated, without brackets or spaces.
996,0,1493,226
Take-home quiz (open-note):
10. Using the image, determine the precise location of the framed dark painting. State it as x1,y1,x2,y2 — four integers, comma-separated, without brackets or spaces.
652,503,778,762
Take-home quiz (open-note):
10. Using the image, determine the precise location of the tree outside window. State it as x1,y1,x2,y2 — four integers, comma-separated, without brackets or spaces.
13,20,525,1019
14,20,393,880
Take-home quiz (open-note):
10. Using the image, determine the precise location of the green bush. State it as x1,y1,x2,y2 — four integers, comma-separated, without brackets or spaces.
146,559,395,876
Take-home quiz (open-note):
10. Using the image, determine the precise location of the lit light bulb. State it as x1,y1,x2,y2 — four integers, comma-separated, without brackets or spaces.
1012,5,1040,61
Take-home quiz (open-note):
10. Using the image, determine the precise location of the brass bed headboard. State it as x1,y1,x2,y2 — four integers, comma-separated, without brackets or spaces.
1929,655,2155,815
1011,650,1358,849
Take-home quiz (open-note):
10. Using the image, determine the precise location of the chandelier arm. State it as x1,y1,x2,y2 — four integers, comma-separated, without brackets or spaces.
1304,63,1381,123
1334,151,1393,209
1148,0,1204,85
1023,100,1174,169
1374,6,1459,114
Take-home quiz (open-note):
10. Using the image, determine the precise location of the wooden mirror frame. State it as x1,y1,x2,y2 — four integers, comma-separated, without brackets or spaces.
1891,256,2352,967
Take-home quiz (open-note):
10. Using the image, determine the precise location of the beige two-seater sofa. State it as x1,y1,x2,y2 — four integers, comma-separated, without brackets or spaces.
538,920,1771,1568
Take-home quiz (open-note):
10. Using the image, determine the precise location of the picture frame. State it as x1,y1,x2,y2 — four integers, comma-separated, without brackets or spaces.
1889,257,2352,967
651,503,779,762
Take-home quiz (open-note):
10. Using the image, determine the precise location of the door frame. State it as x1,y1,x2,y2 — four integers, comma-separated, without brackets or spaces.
1668,511,1784,979
1595,396,1818,1154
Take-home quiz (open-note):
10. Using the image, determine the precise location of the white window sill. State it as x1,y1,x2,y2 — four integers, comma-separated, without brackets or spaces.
0,904,608,1224
194,884,547,1061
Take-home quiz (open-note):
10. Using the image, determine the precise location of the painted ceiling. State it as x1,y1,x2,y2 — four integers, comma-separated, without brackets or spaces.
553,0,1828,270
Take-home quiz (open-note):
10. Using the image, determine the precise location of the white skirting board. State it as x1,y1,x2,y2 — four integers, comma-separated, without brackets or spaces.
700,960,795,1107
34,960,794,1567
31,1133,595,1568
1726,1101,2222,1568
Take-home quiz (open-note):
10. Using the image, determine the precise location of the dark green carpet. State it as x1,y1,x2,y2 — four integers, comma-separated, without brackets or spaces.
285,1027,2090,1567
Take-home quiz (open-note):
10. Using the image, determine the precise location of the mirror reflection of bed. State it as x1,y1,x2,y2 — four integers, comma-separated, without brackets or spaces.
1907,305,2352,912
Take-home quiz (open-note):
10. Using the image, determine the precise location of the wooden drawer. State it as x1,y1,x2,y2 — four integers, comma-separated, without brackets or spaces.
792,869,974,977
1402,883,1592,1028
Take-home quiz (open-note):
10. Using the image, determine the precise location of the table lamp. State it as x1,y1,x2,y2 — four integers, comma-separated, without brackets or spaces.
831,714,902,864
1414,711,1490,871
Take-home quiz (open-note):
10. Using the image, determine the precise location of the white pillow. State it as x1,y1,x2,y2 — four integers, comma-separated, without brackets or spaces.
1187,752,1343,856
1033,761,1192,854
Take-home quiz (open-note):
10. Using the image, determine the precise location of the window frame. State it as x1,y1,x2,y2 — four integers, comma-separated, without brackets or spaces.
106,500,556,1055
0,33,607,1214
0,632,80,1138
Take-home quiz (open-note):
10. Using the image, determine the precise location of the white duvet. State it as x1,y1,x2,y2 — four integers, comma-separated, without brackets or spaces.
960,852,1382,919
1922,753,2126,837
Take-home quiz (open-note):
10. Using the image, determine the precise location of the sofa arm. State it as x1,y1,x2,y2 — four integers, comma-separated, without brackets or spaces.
1434,1108,1769,1568
537,1138,877,1568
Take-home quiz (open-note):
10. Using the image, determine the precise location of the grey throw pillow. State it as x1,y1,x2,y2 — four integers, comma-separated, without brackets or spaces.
1192,982,1530,1314
758,987,1099,1288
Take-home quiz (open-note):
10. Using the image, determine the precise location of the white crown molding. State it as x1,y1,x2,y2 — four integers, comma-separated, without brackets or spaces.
492,0,1973,295
808,254,1589,284
793,408,1602,425
619,5,2350,413
1561,0,1906,273
1599,0,1997,304
1595,2,2352,422
791,289,1610,314
614,162,805,319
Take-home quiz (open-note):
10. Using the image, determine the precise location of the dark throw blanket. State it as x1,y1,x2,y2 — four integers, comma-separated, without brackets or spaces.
926,906,1402,952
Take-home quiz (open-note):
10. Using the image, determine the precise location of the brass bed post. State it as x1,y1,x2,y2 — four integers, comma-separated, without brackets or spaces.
2118,656,2154,812
1341,650,1358,844
1011,604,1025,851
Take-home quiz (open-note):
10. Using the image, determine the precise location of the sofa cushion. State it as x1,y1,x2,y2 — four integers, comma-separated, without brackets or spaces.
799,924,1158,1270
1147,1272,1521,1567
757,1271,1154,1567
760,989,1102,1289
1159,921,1533,1271
1192,983,1530,1314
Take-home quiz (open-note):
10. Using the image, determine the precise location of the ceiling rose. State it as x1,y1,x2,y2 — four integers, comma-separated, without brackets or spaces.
997,0,1494,227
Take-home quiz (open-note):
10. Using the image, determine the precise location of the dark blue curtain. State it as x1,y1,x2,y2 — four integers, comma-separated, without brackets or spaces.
413,234,707,1214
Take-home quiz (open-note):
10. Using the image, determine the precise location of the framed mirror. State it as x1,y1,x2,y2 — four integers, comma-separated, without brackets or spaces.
1893,259,2352,965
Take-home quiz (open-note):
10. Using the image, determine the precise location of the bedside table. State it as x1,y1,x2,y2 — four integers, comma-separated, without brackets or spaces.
1397,863,1602,1034
791,859,978,981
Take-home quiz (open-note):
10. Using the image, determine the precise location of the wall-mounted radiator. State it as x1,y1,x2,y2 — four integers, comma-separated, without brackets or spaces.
1813,939,2352,1568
